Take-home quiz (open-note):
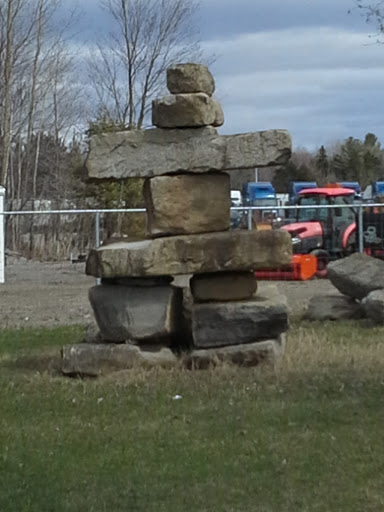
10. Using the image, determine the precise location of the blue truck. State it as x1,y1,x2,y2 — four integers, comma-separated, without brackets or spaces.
241,182,279,226
337,181,362,201
371,181,384,200
288,181,318,205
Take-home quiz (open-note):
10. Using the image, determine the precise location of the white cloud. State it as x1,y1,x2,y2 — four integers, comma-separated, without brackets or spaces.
203,26,384,150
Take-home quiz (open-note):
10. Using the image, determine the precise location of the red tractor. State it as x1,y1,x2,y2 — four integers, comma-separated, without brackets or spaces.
256,185,358,280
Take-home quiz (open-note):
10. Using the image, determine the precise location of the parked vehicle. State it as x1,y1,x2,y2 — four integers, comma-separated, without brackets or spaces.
256,185,357,280
242,182,279,228
288,181,318,205
230,189,242,207
371,181,384,201
336,181,362,202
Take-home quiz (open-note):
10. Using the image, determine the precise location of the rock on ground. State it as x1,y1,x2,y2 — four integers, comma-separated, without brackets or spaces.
327,253,384,300
62,343,177,377
88,284,182,343
362,289,384,324
184,335,286,369
191,285,288,349
302,294,365,321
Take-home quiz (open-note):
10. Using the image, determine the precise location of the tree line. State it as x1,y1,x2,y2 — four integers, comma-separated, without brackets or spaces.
0,0,202,207
273,133,384,193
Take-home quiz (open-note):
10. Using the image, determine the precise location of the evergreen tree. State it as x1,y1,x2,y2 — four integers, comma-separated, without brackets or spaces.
314,145,329,183
329,133,384,187
272,160,316,193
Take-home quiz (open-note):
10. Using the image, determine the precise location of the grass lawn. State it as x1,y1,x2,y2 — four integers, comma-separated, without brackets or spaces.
1,320,384,511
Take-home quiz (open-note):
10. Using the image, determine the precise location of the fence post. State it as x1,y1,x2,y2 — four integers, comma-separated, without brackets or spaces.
247,207,252,230
0,187,4,283
95,211,101,286
357,204,364,253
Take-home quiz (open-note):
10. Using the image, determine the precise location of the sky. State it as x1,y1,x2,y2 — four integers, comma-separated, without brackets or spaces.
71,0,384,152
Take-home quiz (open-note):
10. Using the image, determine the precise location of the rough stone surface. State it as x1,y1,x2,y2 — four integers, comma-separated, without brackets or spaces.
362,289,384,323
144,173,230,237
167,63,215,96
152,93,217,128
86,128,292,179
191,285,289,349
190,271,257,302
327,253,384,300
86,229,292,278
185,335,286,369
302,295,365,321
212,100,224,127
88,284,182,343
62,343,177,376
84,322,104,343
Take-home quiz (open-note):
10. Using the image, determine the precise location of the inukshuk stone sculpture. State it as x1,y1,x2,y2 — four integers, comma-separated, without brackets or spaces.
62,63,293,376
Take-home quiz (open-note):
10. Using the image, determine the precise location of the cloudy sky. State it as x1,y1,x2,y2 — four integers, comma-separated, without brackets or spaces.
196,0,384,151
74,0,384,152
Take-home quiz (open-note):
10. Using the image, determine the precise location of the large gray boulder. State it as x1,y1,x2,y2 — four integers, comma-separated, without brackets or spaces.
152,93,217,128
86,127,292,179
191,285,288,349
185,335,286,369
362,289,384,323
62,344,177,377
327,253,384,300
144,173,230,237
167,63,215,96
86,229,292,278
302,294,365,321
88,284,182,343
190,271,257,302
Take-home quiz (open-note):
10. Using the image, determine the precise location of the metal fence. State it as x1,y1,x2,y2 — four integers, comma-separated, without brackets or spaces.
2,201,384,284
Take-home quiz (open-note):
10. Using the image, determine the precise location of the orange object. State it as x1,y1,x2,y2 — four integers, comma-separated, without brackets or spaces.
255,254,318,281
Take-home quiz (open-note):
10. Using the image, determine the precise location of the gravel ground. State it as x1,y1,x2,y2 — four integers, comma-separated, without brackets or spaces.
0,255,340,329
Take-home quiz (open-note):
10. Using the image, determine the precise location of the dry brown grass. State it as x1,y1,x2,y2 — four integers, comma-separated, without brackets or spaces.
277,319,384,380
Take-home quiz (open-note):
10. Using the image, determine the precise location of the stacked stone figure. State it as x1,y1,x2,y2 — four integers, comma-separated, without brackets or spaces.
62,63,293,376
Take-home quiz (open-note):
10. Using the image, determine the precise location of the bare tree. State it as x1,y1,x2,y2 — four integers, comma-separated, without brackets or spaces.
0,0,85,200
88,0,204,129
353,1,384,41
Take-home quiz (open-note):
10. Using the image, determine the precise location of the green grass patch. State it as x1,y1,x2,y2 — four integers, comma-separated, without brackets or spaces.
0,325,84,356
0,321,384,511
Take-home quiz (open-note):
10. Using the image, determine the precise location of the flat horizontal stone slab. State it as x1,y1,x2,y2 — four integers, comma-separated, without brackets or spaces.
144,173,230,237
185,335,286,369
89,284,182,342
190,271,257,302
86,229,292,278
62,344,177,377
167,63,215,96
86,128,291,179
191,285,289,349
152,93,217,128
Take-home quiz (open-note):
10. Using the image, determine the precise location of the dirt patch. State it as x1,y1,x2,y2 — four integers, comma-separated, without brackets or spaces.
0,256,340,329
1,256,95,329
